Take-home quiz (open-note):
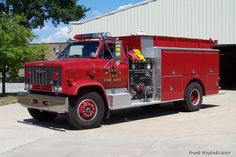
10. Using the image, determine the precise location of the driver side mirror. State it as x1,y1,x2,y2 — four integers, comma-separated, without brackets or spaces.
53,48,61,56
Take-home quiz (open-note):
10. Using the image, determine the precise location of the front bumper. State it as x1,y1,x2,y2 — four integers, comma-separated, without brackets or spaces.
18,93,69,113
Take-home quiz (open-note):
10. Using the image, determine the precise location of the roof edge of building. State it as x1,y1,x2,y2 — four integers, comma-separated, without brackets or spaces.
69,0,158,25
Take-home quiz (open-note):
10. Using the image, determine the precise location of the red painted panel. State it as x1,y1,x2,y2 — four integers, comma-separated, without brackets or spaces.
162,76,183,101
154,36,176,47
175,38,199,48
118,35,214,51
184,51,203,75
206,73,219,95
162,50,185,76
119,36,142,50
96,59,128,89
200,40,214,48
154,36,213,48
202,52,219,74
161,48,219,99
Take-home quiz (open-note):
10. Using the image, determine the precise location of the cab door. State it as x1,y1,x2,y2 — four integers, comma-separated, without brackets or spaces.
96,42,128,89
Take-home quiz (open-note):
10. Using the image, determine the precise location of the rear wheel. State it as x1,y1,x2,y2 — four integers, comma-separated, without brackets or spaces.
176,82,203,112
67,91,105,129
28,108,58,121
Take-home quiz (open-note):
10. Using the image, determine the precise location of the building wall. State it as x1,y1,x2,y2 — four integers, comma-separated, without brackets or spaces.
70,0,236,44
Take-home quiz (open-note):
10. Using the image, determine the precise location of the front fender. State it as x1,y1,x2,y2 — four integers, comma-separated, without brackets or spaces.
76,80,106,95
65,80,109,107
65,80,104,95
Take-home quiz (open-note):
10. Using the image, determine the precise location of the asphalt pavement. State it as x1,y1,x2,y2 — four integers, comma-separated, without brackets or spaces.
0,90,235,157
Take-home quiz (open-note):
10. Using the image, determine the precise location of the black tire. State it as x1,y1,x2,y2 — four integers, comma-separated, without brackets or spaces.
67,91,105,129
28,108,58,121
178,82,203,112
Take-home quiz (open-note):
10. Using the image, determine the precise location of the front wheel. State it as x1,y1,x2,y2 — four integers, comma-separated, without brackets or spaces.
67,91,105,129
176,82,203,112
28,108,58,121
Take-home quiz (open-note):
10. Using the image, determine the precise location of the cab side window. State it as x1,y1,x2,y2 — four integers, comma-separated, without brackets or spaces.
99,43,115,59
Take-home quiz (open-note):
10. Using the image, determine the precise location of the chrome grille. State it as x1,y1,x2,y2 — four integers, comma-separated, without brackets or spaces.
25,66,62,86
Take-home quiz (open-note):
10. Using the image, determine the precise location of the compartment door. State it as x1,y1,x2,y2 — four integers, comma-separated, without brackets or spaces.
161,76,183,101
207,73,219,95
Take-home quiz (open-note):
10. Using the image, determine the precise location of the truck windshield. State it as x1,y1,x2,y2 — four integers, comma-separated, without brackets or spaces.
58,41,99,58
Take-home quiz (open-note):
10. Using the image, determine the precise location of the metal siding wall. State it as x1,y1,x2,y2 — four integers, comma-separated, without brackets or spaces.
70,0,236,44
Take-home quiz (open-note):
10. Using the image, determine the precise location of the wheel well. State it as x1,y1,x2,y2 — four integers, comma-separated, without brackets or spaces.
187,79,206,96
77,86,109,118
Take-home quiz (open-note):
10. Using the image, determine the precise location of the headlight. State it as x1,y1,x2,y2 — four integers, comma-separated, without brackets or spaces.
52,86,62,93
24,84,32,90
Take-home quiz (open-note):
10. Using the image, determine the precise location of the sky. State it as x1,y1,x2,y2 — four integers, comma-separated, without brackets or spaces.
32,0,144,43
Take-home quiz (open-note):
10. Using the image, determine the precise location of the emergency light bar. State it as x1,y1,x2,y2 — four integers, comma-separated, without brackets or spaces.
74,32,112,40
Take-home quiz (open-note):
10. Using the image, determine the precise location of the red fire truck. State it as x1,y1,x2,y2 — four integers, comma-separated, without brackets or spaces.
18,33,219,129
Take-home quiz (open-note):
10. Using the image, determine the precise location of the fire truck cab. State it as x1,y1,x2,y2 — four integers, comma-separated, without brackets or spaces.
18,32,219,129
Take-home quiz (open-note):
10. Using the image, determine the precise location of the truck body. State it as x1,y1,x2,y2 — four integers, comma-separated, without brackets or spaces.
18,33,219,129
